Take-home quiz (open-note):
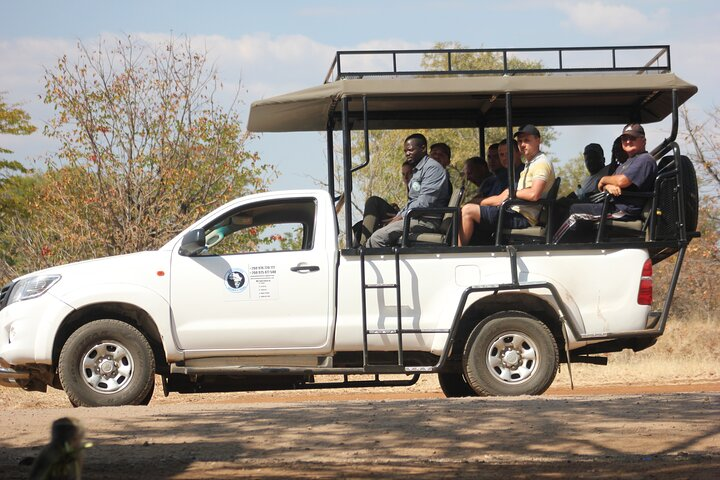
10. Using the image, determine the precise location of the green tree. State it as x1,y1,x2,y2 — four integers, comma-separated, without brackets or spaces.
6,36,274,276
555,152,588,197
0,92,36,155
0,93,38,281
0,92,36,204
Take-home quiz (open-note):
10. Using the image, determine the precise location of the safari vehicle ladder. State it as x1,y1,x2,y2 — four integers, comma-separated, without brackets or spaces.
359,246,405,371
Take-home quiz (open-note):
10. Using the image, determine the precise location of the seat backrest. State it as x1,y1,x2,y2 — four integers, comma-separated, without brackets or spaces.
547,176,561,200
438,186,464,234
536,177,561,226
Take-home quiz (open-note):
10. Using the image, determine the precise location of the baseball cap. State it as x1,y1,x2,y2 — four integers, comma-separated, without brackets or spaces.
621,123,645,138
514,124,541,138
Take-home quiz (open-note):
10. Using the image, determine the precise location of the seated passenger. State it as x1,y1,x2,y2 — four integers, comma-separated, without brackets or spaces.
486,143,501,175
430,142,462,193
362,133,450,248
480,138,524,199
462,156,493,204
556,142,608,221
458,125,555,245
568,124,656,221
573,143,610,201
355,160,410,245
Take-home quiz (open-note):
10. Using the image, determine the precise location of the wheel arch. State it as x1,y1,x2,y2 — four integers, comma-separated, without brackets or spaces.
449,292,565,363
52,302,168,376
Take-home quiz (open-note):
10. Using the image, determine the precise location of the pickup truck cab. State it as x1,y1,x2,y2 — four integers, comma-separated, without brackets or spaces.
0,45,700,406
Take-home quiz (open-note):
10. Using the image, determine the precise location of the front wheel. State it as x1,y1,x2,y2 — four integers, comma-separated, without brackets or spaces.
463,312,558,396
59,320,156,407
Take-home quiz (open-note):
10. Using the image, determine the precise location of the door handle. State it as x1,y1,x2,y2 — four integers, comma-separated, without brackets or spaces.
290,265,320,272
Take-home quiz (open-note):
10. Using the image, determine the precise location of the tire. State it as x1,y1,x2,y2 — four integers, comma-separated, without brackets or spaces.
437,372,479,398
463,311,558,396
59,319,156,407
138,378,156,405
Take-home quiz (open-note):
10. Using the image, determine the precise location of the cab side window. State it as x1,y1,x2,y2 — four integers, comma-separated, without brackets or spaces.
202,198,316,256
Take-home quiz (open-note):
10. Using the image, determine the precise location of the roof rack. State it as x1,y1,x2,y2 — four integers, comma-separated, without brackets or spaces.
324,45,671,83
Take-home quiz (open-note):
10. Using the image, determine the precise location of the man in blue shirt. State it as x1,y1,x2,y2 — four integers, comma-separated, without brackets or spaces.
363,133,450,247
569,124,656,219
574,143,610,201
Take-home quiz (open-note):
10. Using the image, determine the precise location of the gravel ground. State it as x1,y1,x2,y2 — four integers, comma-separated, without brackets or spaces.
1,377,719,479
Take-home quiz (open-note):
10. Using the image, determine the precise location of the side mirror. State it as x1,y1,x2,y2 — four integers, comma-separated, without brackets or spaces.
178,229,206,256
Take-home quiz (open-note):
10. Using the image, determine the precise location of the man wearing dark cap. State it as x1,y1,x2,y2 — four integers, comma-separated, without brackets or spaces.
458,124,555,245
568,123,656,220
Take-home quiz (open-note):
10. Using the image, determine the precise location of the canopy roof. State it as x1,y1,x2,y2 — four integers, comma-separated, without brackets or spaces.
247,73,697,132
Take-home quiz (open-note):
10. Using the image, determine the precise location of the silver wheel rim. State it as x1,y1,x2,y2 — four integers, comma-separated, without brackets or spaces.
80,341,135,394
486,330,539,384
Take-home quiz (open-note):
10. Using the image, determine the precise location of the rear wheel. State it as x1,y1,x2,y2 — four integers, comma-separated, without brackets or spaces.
59,319,156,407
437,372,479,398
463,312,558,396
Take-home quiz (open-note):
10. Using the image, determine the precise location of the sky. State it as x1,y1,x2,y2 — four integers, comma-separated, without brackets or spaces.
2,0,719,191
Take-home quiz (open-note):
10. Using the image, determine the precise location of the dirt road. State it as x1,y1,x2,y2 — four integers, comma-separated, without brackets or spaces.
2,382,719,479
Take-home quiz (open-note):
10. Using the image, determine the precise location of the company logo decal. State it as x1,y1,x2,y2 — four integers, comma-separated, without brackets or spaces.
225,268,248,293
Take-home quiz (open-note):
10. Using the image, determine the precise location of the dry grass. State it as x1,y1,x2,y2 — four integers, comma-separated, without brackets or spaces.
1,312,718,409
552,311,720,387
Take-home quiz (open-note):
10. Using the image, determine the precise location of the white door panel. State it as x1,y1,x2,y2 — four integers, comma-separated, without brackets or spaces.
168,195,333,353
171,251,329,350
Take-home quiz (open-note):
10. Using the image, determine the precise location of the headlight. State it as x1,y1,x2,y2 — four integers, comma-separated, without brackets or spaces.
7,275,61,305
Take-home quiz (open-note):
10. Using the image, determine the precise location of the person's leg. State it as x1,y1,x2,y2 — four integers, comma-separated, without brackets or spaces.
367,217,439,248
459,203,481,246
367,220,404,248
504,211,530,229
360,196,398,246
474,205,501,244
408,218,440,238
568,202,605,216
560,202,606,243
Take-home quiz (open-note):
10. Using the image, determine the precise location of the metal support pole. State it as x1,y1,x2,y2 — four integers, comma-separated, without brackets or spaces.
655,246,687,335
341,97,353,247
506,93,516,199
508,245,519,286
478,126,486,159
359,247,370,367
393,247,404,366
363,96,370,168
326,123,335,197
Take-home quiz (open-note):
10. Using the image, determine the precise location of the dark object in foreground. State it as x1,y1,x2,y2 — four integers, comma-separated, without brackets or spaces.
29,417,91,480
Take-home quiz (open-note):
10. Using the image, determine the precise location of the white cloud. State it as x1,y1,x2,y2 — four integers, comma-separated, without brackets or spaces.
0,37,75,105
553,1,668,34
0,32,426,170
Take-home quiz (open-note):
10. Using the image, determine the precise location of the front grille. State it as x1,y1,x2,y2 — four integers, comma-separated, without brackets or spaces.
0,282,14,311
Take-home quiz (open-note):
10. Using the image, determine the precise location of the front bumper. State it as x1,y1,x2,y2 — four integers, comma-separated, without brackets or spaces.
0,358,53,391
0,365,31,388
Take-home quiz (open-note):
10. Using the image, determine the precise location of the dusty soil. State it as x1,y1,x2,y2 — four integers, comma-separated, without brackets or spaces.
1,376,719,479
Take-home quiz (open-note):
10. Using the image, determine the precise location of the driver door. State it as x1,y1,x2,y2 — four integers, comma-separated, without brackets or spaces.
169,196,333,355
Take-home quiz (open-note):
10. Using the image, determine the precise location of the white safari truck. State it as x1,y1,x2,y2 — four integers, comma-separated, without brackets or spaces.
0,46,700,406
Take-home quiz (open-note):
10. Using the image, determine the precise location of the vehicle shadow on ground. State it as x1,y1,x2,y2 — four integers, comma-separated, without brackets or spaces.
3,393,719,479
